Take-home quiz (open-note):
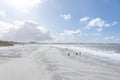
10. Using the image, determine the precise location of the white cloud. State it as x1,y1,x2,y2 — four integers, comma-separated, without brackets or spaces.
64,30,81,36
80,16,89,22
51,29,81,43
0,9,6,16
87,18,107,28
86,18,117,32
60,14,71,20
0,20,52,42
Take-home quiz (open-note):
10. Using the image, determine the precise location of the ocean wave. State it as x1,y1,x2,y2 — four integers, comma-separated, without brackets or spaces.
47,45,120,64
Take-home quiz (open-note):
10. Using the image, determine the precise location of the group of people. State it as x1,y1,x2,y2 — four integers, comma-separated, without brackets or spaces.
65,48,81,56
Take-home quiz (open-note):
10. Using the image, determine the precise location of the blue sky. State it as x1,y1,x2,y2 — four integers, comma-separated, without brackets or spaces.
0,0,120,43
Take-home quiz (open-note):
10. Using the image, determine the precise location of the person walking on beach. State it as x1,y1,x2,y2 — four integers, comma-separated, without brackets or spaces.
79,52,81,55
76,52,78,55
65,48,68,50
68,53,70,56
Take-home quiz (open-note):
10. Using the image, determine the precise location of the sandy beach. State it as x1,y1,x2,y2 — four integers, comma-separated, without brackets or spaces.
0,45,120,80
0,0,119,80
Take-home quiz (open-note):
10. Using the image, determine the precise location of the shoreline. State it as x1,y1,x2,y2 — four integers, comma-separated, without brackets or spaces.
47,44,120,65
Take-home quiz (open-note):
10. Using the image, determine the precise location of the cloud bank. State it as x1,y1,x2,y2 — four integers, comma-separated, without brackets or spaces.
0,20,52,42
52,29,81,43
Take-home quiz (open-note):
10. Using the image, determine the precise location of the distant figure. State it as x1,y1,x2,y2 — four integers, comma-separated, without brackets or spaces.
68,53,70,56
79,52,81,55
65,48,68,50
76,52,78,55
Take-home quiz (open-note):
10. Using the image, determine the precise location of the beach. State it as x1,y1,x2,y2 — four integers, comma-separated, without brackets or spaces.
0,45,120,80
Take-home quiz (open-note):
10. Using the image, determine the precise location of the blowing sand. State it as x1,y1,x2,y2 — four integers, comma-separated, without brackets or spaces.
0,45,120,80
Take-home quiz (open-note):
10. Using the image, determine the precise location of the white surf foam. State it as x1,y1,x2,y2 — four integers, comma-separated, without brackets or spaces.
46,44,120,64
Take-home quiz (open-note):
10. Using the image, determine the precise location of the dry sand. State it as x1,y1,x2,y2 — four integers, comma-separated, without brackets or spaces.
0,45,120,80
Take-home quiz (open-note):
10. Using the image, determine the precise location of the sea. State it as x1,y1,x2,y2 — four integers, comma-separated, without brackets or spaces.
50,43,120,64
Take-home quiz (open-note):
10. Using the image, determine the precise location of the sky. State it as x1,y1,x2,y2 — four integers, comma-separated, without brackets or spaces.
0,0,120,43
